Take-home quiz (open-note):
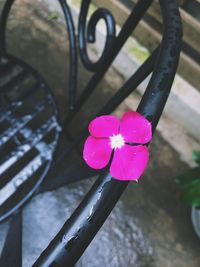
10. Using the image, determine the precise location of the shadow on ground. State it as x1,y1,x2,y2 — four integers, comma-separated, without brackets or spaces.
0,0,199,266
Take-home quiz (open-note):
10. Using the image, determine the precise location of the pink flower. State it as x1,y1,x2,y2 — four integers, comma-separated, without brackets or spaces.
83,111,152,181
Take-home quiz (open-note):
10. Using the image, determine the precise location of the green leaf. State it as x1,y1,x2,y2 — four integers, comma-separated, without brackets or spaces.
192,150,200,165
47,12,60,21
175,167,200,186
181,181,200,206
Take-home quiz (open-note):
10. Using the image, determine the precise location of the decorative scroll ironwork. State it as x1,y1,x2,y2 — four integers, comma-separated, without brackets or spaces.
0,0,78,112
33,1,182,266
78,0,116,71
65,0,154,123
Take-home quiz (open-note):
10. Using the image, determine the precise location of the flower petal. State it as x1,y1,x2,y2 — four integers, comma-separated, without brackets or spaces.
109,145,149,181
83,136,112,169
89,115,120,138
120,111,152,144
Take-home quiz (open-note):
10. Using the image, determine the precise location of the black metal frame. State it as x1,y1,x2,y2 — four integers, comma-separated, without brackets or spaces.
0,53,61,222
0,0,182,266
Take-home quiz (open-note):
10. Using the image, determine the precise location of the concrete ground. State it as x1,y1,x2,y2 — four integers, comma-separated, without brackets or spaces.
0,0,200,266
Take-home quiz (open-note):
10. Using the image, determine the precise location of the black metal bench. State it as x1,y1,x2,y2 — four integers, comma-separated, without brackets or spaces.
0,0,182,266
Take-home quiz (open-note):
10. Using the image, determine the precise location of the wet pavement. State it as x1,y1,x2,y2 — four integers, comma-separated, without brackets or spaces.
0,0,200,266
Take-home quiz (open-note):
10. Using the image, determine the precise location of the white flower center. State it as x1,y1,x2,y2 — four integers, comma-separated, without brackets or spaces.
110,134,125,149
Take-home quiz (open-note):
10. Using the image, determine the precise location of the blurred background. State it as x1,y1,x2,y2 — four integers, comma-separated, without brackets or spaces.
0,0,200,266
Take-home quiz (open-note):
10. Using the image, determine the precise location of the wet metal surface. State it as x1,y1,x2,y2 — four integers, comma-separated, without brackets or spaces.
0,53,61,221
0,0,200,266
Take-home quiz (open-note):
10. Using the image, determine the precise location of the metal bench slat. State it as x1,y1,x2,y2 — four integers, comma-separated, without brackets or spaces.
0,60,15,76
0,69,30,93
0,117,57,175
0,81,44,123
0,140,57,206
0,101,22,123
0,98,51,147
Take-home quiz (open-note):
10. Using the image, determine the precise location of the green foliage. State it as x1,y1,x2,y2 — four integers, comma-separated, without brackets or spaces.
47,12,61,21
128,46,150,62
181,180,200,207
175,167,200,186
193,150,200,165
175,151,200,207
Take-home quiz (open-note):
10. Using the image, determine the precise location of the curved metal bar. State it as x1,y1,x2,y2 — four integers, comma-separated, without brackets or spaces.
78,0,116,71
38,47,159,195
33,173,125,267
0,0,14,53
64,0,153,125
58,0,77,112
97,47,159,116
33,1,182,266
138,0,182,130
0,0,77,112
0,54,61,223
